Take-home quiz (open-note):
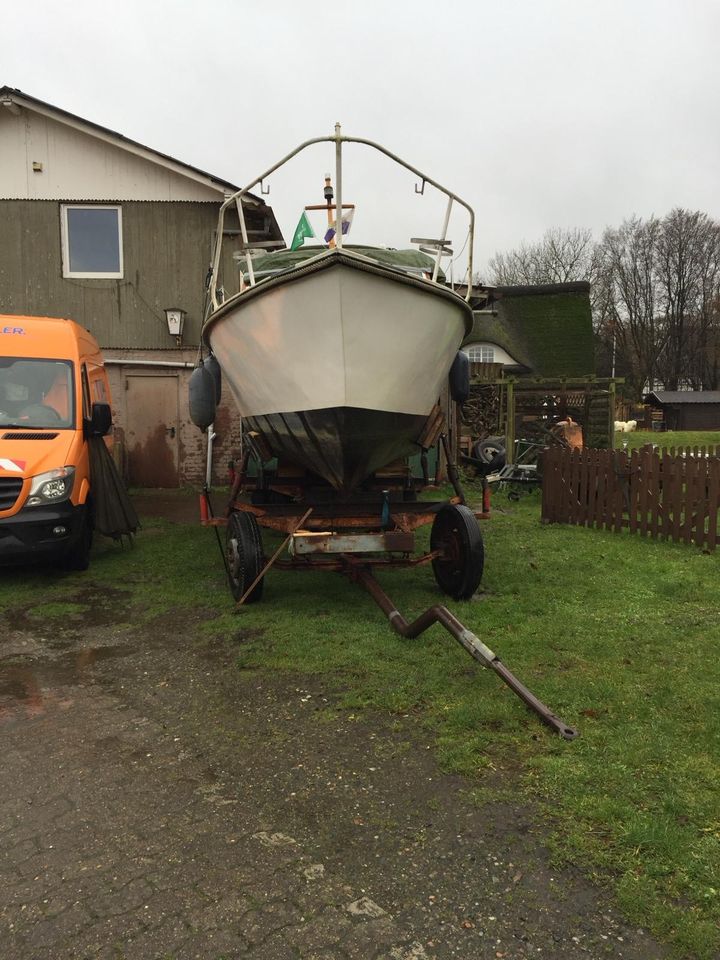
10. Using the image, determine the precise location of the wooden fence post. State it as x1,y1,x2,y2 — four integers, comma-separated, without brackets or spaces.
707,456,719,552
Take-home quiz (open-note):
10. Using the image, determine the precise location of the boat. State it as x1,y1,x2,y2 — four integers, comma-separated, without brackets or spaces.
189,140,581,740
199,125,476,494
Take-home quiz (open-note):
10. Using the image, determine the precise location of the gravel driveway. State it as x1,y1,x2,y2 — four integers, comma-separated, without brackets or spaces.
0,496,669,960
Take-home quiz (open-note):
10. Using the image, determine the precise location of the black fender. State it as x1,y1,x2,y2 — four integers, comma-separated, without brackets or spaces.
449,351,470,404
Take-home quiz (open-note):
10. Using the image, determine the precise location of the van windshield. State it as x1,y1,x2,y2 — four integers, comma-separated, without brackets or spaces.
0,358,75,429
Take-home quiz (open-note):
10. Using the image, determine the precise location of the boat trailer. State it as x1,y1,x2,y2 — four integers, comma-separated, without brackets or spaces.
201,486,578,742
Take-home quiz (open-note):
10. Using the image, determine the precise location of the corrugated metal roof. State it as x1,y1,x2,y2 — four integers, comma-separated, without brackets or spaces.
646,391,720,404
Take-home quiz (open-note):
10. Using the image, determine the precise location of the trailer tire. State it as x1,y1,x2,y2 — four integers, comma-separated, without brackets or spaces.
226,510,265,602
473,436,505,464
430,504,484,600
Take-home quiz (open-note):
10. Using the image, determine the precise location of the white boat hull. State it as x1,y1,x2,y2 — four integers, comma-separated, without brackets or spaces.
205,253,472,489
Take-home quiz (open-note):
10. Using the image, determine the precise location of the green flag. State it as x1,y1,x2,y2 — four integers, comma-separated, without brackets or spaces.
290,210,316,251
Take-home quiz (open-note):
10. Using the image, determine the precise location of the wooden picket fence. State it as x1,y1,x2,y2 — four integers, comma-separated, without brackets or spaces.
541,445,720,551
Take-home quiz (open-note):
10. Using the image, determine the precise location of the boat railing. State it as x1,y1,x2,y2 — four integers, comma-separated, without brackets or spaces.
208,124,475,313
234,245,446,286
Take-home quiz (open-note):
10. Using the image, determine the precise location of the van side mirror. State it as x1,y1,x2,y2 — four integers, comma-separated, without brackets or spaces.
88,401,112,437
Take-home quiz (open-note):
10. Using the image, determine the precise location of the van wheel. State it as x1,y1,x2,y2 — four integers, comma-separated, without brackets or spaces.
62,510,93,572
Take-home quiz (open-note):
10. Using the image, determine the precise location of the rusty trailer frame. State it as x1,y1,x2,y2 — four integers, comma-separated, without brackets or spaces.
201,471,578,741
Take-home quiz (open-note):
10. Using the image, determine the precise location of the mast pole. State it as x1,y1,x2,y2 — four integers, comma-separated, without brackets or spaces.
335,122,343,250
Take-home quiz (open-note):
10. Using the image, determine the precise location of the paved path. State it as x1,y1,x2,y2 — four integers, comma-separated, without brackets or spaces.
0,501,669,959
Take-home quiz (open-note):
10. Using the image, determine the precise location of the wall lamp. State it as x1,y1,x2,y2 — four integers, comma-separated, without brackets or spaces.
164,307,186,346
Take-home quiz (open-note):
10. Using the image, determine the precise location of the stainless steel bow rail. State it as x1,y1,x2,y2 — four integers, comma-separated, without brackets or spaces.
207,122,475,310
343,560,579,741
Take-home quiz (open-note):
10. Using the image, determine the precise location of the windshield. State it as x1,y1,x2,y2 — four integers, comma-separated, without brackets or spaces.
0,358,76,429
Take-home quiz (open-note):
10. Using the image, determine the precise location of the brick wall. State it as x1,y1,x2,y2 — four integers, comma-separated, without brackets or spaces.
103,348,243,487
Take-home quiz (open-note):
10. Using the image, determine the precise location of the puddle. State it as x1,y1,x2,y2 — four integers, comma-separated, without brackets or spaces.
0,585,235,726
0,643,136,724
0,673,32,701
0,666,56,721
2,583,133,636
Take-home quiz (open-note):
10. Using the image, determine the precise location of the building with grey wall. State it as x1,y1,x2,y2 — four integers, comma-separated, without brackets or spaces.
0,86,284,486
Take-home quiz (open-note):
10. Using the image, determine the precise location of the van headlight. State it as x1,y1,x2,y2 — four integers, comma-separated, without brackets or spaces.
26,467,76,507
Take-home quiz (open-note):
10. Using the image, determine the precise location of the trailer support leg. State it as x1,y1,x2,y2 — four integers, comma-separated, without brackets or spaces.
348,564,578,740
440,432,466,504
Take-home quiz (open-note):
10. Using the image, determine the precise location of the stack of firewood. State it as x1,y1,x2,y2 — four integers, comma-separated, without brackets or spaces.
459,385,501,439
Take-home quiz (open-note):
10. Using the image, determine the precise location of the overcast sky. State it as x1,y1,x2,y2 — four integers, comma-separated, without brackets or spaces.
4,0,719,280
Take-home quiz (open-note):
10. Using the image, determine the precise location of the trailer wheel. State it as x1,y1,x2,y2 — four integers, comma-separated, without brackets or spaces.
430,504,484,600
226,511,265,602
473,436,505,464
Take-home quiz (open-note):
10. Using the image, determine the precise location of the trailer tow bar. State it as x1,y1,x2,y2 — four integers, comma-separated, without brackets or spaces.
346,562,578,740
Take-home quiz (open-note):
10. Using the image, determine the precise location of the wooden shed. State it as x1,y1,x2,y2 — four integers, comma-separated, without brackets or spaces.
644,391,720,431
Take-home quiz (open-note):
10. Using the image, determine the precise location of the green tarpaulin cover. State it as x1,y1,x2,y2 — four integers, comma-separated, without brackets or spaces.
246,246,446,282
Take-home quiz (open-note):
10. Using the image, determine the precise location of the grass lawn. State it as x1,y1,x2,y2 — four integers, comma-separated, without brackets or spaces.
2,482,719,958
616,429,720,452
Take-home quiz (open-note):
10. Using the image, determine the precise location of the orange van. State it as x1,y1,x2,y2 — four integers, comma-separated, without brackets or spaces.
0,315,112,569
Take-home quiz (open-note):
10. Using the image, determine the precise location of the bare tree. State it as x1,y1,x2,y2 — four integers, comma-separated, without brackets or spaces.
694,293,720,389
488,227,599,286
485,213,720,397
599,216,664,398
655,209,720,389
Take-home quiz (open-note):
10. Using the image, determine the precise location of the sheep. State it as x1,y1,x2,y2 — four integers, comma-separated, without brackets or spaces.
614,419,637,433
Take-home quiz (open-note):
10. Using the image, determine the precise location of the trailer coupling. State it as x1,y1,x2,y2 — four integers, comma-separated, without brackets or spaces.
347,563,578,741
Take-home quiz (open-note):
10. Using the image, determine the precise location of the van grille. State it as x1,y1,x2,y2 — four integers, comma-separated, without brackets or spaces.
2,433,59,440
0,478,23,512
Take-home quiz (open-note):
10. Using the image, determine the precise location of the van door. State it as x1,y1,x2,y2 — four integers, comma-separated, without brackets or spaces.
125,375,179,487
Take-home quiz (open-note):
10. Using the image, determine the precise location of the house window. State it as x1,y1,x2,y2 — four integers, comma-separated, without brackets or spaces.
61,205,123,278
464,344,495,363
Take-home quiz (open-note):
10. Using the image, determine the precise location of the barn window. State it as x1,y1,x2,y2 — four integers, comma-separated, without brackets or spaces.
61,205,123,278
464,344,495,363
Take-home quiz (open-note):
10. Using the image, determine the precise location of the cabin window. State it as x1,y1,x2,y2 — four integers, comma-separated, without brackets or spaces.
61,205,123,278
464,344,495,363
